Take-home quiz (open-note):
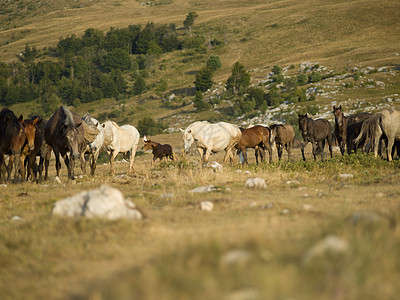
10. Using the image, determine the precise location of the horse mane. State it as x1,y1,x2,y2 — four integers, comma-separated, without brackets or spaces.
61,106,75,128
82,121,100,144
270,124,286,130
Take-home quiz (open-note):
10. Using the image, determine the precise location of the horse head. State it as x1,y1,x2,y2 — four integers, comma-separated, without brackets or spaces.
333,105,344,127
182,128,194,154
63,122,82,160
298,114,309,135
23,117,39,151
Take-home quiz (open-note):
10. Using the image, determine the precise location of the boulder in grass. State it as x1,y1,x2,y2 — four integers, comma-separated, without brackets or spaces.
245,177,267,189
200,201,214,211
52,185,143,220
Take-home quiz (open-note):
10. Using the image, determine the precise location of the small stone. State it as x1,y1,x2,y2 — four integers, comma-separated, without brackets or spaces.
301,235,349,265
54,176,62,184
11,215,24,221
303,204,314,211
261,203,274,210
200,201,214,211
280,209,290,215
245,178,266,189
339,174,353,179
190,185,218,193
220,249,254,266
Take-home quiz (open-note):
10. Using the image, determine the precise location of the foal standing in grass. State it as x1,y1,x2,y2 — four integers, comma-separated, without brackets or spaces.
142,136,175,167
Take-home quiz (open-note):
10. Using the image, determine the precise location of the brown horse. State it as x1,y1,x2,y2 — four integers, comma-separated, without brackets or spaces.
270,124,295,161
45,106,98,181
142,136,175,167
298,114,333,161
332,105,372,155
0,108,26,183
234,125,272,165
19,117,40,181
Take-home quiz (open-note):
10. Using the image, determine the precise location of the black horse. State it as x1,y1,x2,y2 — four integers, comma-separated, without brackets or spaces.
298,113,333,161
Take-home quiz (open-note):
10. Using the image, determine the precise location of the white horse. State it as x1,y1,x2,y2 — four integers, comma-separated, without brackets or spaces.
102,121,140,175
180,121,241,163
81,113,105,175
355,109,400,161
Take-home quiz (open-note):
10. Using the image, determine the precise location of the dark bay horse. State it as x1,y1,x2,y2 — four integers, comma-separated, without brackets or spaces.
270,124,295,161
45,106,98,181
20,116,40,181
142,136,175,167
234,125,272,165
0,108,26,183
298,114,333,161
332,105,372,155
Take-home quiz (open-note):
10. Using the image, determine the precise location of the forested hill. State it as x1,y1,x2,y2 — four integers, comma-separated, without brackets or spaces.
0,0,399,133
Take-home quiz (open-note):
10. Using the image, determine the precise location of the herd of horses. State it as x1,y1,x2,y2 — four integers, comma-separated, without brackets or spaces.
0,105,399,184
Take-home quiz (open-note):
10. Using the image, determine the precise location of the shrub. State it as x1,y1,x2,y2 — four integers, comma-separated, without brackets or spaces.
137,117,166,135
206,55,222,71
193,91,211,112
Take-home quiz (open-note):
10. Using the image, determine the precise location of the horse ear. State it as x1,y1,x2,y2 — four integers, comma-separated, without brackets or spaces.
18,115,23,123
305,113,308,117
333,105,336,110
339,105,342,110
32,116,39,126
179,128,184,132
143,135,147,142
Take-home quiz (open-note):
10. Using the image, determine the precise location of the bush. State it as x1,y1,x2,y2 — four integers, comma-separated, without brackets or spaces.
272,65,282,75
137,117,166,136
194,67,213,92
193,91,211,112
309,71,322,83
206,55,222,71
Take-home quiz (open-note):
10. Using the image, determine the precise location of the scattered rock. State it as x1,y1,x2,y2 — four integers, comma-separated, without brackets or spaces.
339,174,354,179
220,249,254,267
52,185,143,220
160,193,174,201
245,178,266,189
347,211,391,227
301,235,349,265
227,288,259,300
302,204,314,211
54,176,62,184
190,185,219,193
0,184,7,188
261,203,274,210
285,180,300,185
200,201,214,211
11,215,24,221
280,209,290,215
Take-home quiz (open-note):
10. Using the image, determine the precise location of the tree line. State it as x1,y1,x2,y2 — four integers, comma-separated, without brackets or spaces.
0,18,205,115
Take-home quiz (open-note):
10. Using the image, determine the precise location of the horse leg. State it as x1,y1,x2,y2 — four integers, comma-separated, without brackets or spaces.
109,149,117,176
44,150,50,181
128,144,138,175
387,137,395,161
80,152,87,175
373,134,382,159
90,151,99,176
0,155,6,183
62,153,75,181
301,141,308,161
277,143,283,161
327,137,333,159
203,149,212,163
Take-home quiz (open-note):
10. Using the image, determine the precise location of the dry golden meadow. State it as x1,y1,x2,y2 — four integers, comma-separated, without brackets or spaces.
1,133,400,299
1,0,400,299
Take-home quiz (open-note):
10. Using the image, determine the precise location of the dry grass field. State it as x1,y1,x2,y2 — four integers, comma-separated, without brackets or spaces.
1,0,400,299
1,133,400,299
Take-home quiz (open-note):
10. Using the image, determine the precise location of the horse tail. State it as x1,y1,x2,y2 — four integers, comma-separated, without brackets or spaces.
354,114,381,146
226,132,242,150
82,121,100,144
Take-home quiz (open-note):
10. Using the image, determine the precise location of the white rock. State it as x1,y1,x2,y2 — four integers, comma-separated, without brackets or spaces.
245,178,266,189
220,249,253,266
0,184,7,188
303,204,314,211
301,235,349,265
339,174,353,179
54,176,62,184
200,201,214,211
190,185,218,193
11,215,24,221
52,185,143,220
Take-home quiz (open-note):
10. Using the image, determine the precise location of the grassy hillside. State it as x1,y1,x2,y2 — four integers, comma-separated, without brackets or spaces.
0,0,399,128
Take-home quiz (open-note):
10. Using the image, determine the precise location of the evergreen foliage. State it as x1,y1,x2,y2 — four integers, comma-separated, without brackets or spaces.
194,67,213,92
225,62,250,95
193,91,211,112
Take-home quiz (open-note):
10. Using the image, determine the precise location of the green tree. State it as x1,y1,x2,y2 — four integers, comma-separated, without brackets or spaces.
225,62,250,95
137,117,165,135
194,67,213,92
267,84,283,106
193,91,210,112
272,65,282,75
104,48,131,72
133,75,146,95
183,12,198,37
206,55,222,71
246,87,267,108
